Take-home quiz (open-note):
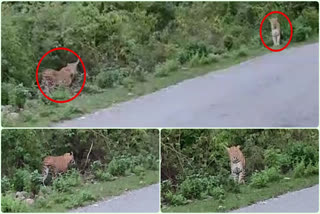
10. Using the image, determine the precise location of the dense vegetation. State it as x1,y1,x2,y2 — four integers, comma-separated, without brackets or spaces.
161,129,319,210
2,2,318,125
1,129,159,212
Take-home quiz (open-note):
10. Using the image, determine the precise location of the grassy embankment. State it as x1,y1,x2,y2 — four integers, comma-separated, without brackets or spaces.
3,37,318,127
162,174,318,212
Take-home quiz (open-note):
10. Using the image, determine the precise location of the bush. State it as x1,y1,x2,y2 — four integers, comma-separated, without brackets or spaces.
264,167,282,182
237,46,249,57
293,161,306,178
107,156,132,176
155,59,179,77
50,87,72,101
208,186,225,200
1,194,29,212
90,160,104,172
161,180,174,194
52,169,82,192
223,35,234,50
2,83,30,109
132,165,146,176
1,176,12,194
95,69,125,88
179,175,218,199
287,142,318,167
143,154,159,170
250,171,269,188
264,149,291,173
223,177,241,193
30,170,42,194
250,167,282,188
188,53,220,66
302,7,319,32
94,170,115,181
12,169,31,192
292,16,312,42
304,162,318,176
164,191,187,206
62,105,84,120
69,190,96,208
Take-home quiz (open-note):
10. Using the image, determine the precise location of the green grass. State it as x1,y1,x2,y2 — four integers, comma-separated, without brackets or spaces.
3,37,318,127
27,170,159,212
162,175,318,212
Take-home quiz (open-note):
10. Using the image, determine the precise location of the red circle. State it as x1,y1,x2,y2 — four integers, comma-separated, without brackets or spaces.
260,11,293,52
36,47,86,103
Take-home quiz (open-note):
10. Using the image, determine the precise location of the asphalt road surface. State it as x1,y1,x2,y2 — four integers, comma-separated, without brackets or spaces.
56,43,319,127
70,183,159,213
231,185,319,213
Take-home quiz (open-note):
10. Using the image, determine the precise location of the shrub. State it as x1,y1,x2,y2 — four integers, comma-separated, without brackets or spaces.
12,169,31,192
304,162,318,176
50,87,72,101
1,194,29,212
287,142,318,167
208,186,225,200
264,149,291,173
1,176,12,194
223,35,234,50
62,105,84,120
206,54,220,64
264,167,282,182
83,83,104,94
132,165,146,176
91,160,104,172
179,175,218,199
164,191,187,206
250,171,269,188
161,180,174,194
293,161,306,178
155,59,179,77
144,154,159,170
52,169,82,192
188,53,202,67
2,83,30,109
223,177,241,193
237,46,249,57
107,156,132,176
94,170,115,181
177,41,211,64
71,190,96,207
95,69,125,88
30,170,42,194
302,7,319,32
292,16,312,42
250,167,282,188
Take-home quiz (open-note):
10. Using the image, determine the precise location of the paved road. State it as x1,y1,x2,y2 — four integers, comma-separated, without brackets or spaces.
56,43,319,127
231,185,319,213
70,184,159,213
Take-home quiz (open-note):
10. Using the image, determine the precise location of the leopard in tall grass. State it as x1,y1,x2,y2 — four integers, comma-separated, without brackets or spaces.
42,152,75,186
41,59,80,94
227,145,246,184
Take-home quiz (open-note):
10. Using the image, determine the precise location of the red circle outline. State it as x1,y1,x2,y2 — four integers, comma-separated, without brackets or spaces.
36,47,86,103
260,11,293,52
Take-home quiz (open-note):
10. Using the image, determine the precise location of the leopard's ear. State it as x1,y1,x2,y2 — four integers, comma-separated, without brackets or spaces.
70,152,73,156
